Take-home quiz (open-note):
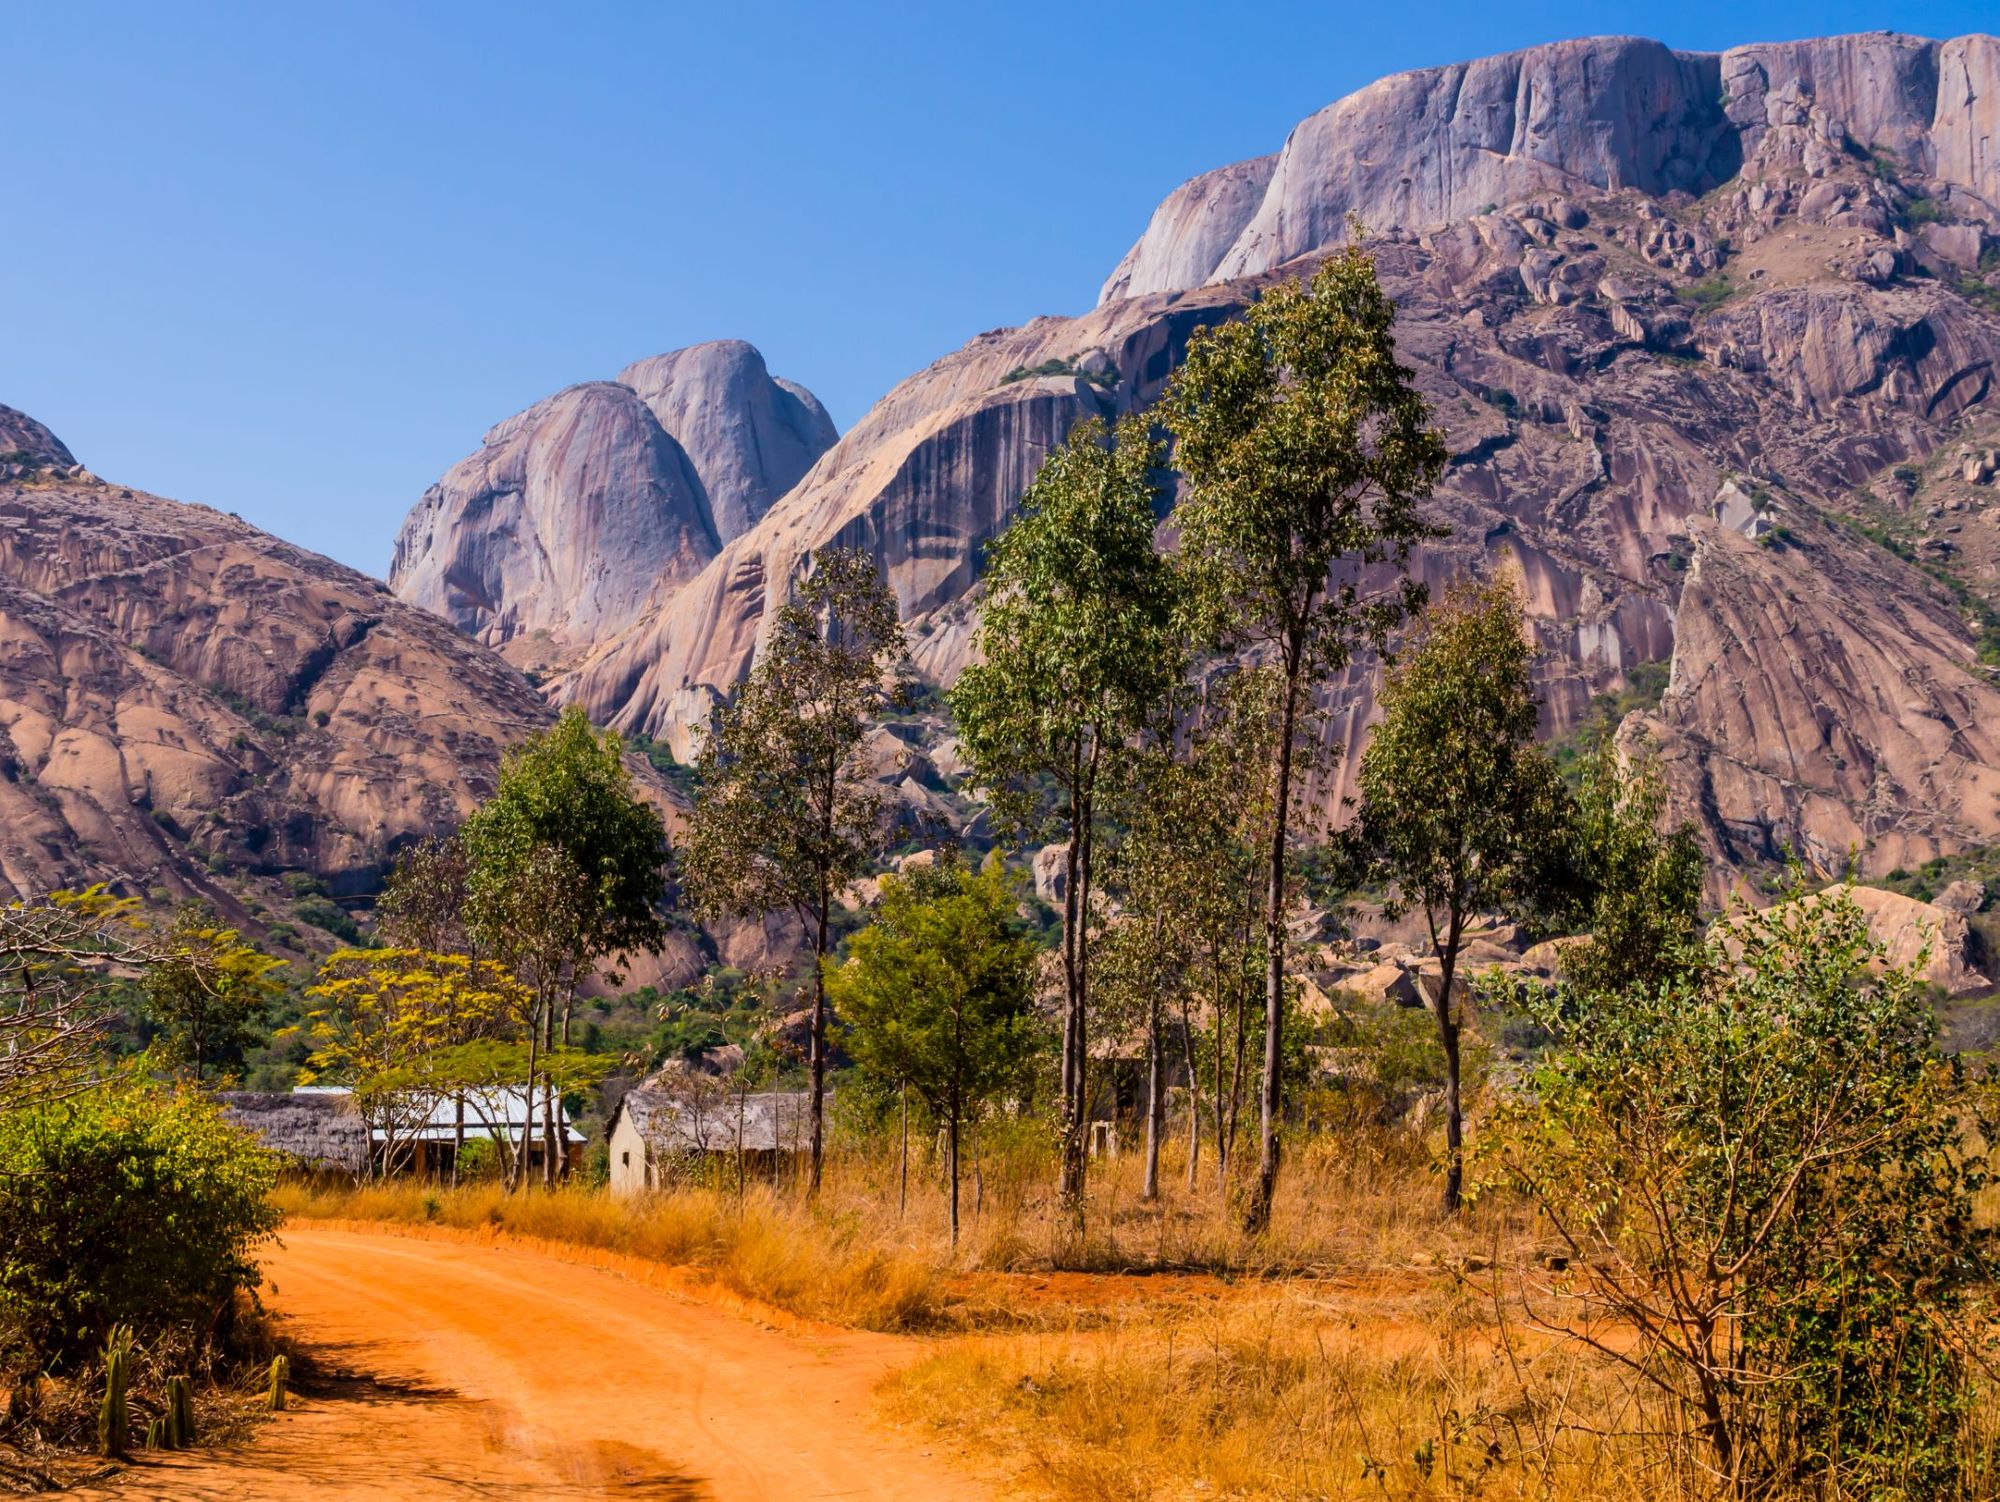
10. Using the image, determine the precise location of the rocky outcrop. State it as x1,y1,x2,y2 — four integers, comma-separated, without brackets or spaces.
0,413,701,971
389,344,834,655
0,405,75,469
1101,32,2000,303
390,382,716,653
617,340,837,544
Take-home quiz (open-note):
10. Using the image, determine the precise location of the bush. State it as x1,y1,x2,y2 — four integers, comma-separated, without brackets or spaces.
294,894,361,944
1488,884,1993,1497
0,1080,280,1365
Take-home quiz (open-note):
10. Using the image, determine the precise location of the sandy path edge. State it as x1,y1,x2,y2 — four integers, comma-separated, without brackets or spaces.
71,1223,990,1501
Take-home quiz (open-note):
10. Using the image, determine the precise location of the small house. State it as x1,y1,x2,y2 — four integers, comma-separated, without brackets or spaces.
606,1084,818,1196
217,1089,371,1177
226,1085,585,1179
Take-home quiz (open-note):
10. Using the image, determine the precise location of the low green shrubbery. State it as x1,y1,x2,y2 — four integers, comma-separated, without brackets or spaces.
0,1079,279,1366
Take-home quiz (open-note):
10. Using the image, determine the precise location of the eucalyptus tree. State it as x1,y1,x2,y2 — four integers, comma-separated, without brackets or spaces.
1160,245,1447,1230
682,547,910,1195
828,859,1039,1247
1108,666,1280,1203
949,414,1179,1217
462,706,668,1185
1348,576,1573,1212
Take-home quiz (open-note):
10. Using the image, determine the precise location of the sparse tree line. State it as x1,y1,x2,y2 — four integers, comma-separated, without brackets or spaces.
0,245,1992,1494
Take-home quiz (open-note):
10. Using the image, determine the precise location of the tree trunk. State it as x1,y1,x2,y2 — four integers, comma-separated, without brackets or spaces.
453,1093,464,1188
1056,762,1088,1217
808,893,829,1198
1247,669,1303,1234
898,1084,909,1219
1435,905,1466,1215
1142,978,1163,1202
946,1105,961,1249
1179,993,1202,1193
513,1012,542,1194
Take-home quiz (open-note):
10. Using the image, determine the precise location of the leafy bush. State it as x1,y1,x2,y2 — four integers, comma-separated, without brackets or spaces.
1904,194,1945,226
0,1080,280,1365
1678,274,1735,311
1488,884,1994,1497
294,894,361,944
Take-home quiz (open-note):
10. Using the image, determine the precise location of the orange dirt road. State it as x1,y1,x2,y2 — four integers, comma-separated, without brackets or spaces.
77,1224,990,1501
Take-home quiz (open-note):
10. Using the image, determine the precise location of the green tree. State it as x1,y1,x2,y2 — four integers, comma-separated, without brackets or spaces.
949,415,1179,1217
1105,666,1280,1203
1557,737,1705,995
0,888,146,1110
1488,883,1994,1497
0,1077,279,1364
142,904,287,1081
827,860,1040,1246
683,547,909,1195
1348,576,1572,1212
463,706,668,1184
1161,246,1447,1229
378,833,474,956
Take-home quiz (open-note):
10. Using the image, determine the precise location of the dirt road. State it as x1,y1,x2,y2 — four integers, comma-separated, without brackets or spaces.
80,1224,988,1501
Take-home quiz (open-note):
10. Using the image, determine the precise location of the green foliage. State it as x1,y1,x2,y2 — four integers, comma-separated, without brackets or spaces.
294,893,362,944
828,859,1042,1242
950,415,1180,845
1489,885,1995,1496
1904,194,1946,226
463,705,670,977
999,356,1117,388
1553,740,1704,996
142,903,287,1080
685,548,907,935
0,1079,280,1365
1546,661,1671,774
1678,274,1735,311
949,414,1179,1209
1162,246,1447,685
622,730,700,802
1161,243,1448,1226
1348,576,1574,1210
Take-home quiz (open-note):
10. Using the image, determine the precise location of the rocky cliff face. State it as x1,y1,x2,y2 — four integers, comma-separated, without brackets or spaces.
1103,32,2000,302
0,417,702,969
389,342,835,658
400,31,2000,890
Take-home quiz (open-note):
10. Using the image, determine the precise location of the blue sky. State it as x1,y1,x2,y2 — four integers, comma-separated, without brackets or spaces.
4,1,1987,572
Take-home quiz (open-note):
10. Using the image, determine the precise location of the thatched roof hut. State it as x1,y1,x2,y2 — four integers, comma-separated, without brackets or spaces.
217,1090,370,1175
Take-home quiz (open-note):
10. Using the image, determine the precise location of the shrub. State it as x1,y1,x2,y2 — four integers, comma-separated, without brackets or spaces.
294,894,361,944
1678,274,1735,311
0,1080,280,1365
1488,883,1994,1497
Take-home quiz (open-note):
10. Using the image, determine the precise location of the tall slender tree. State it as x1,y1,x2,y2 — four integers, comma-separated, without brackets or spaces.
1161,245,1447,1230
828,859,1040,1247
462,706,668,1186
682,546,909,1196
1347,575,1574,1212
949,414,1179,1218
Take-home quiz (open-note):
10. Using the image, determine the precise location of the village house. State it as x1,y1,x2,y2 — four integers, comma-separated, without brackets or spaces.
223,1085,585,1179
606,1083,818,1195
217,1089,370,1177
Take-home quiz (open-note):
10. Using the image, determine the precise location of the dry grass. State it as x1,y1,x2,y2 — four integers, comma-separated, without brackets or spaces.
881,1287,1665,1502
